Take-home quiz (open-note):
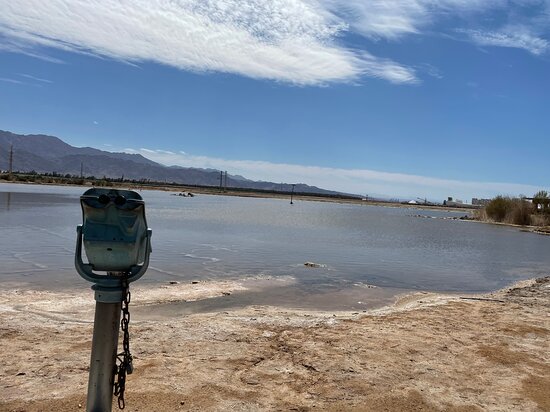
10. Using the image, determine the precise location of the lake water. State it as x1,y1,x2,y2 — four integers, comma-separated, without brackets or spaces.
1,183,549,310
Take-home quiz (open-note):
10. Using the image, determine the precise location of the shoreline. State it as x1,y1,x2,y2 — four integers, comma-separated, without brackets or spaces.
5,180,549,233
4,180,550,234
1,276,548,411
0,179,477,213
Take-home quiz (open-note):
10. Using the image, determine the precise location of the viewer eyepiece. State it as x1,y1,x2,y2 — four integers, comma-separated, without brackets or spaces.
115,195,126,206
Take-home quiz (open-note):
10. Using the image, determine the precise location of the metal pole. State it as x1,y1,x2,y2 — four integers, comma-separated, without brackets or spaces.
87,300,121,412
9,144,13,175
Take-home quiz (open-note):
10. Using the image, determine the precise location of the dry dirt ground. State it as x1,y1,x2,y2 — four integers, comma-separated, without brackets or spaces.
0,277,549,412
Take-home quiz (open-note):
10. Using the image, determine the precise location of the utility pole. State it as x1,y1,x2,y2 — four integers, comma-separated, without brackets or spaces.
290,184,295,205
9,144,13,175
81,162,84,178
224,171,227,192
219,171,223,192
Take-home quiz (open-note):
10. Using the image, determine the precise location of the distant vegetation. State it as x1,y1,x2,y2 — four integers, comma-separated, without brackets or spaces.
477,192,549,227
0,171,362,201
1,171,118,187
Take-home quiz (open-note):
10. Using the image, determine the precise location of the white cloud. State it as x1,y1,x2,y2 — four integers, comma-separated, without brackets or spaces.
0,77,23,84
323,0,426,39
156,149,176,155
124,148,547,201
461,27,549,55
19,73,53,83
0,36,66,63
361,52,419,84
0,0,547,86
0,0,417,85
323,0,505,40
327,0,550,58
416,63,443,79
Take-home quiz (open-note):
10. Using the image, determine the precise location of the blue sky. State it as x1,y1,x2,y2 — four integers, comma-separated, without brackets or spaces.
0,0,549,201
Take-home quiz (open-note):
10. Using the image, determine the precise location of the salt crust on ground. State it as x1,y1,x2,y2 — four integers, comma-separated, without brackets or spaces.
0,277,549,411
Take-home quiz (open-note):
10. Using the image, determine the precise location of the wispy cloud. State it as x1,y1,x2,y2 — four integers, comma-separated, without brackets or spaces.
325,0,550,59
0,1,547,86
323,0,506,40
19,73,53,83
123,148,547,201
0,0,417,85
0,77,23,84
361,53,419,84
460,27,550,55
323,0,427,40
416,63,443,79
0,36,65,64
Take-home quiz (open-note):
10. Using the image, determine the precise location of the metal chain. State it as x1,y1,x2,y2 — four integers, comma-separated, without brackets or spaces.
114,275,133,410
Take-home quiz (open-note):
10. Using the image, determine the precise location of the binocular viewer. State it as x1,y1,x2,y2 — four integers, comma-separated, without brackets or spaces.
75,188,152,289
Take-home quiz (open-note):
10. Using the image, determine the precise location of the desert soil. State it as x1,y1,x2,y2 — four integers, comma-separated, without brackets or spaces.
0,277,549,411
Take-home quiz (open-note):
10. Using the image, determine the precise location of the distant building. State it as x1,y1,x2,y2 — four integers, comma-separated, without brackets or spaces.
443,196,465,207
472,198,491,206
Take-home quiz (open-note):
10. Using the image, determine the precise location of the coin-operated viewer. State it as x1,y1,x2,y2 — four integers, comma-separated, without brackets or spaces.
75,188,152,412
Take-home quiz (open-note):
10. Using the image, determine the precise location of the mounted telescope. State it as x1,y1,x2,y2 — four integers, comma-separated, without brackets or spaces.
76,188,152,290
75,188,152,411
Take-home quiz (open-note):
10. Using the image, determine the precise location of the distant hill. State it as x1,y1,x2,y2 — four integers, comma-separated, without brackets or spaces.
0,130,349,196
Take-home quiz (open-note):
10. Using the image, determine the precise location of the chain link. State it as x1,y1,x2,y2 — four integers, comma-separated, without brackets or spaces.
114,274,133,410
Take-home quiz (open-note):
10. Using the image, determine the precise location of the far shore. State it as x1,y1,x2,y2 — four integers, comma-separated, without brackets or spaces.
4,179,550,236
0,177,479,212
1,276,548,411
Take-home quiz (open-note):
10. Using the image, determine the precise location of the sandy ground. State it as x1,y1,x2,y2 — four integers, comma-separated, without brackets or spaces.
0,277,549,412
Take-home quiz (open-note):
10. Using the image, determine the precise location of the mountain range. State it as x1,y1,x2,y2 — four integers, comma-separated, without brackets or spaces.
0,130,347,196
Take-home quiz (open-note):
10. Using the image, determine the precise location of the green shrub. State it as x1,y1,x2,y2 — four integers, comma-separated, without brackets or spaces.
533,190,548,201
508,199,533,225
533,190,550,215
484,196,534,225
485,196,510,222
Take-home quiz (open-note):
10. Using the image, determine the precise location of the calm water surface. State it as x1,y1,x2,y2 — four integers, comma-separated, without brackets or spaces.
1,183,549,309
